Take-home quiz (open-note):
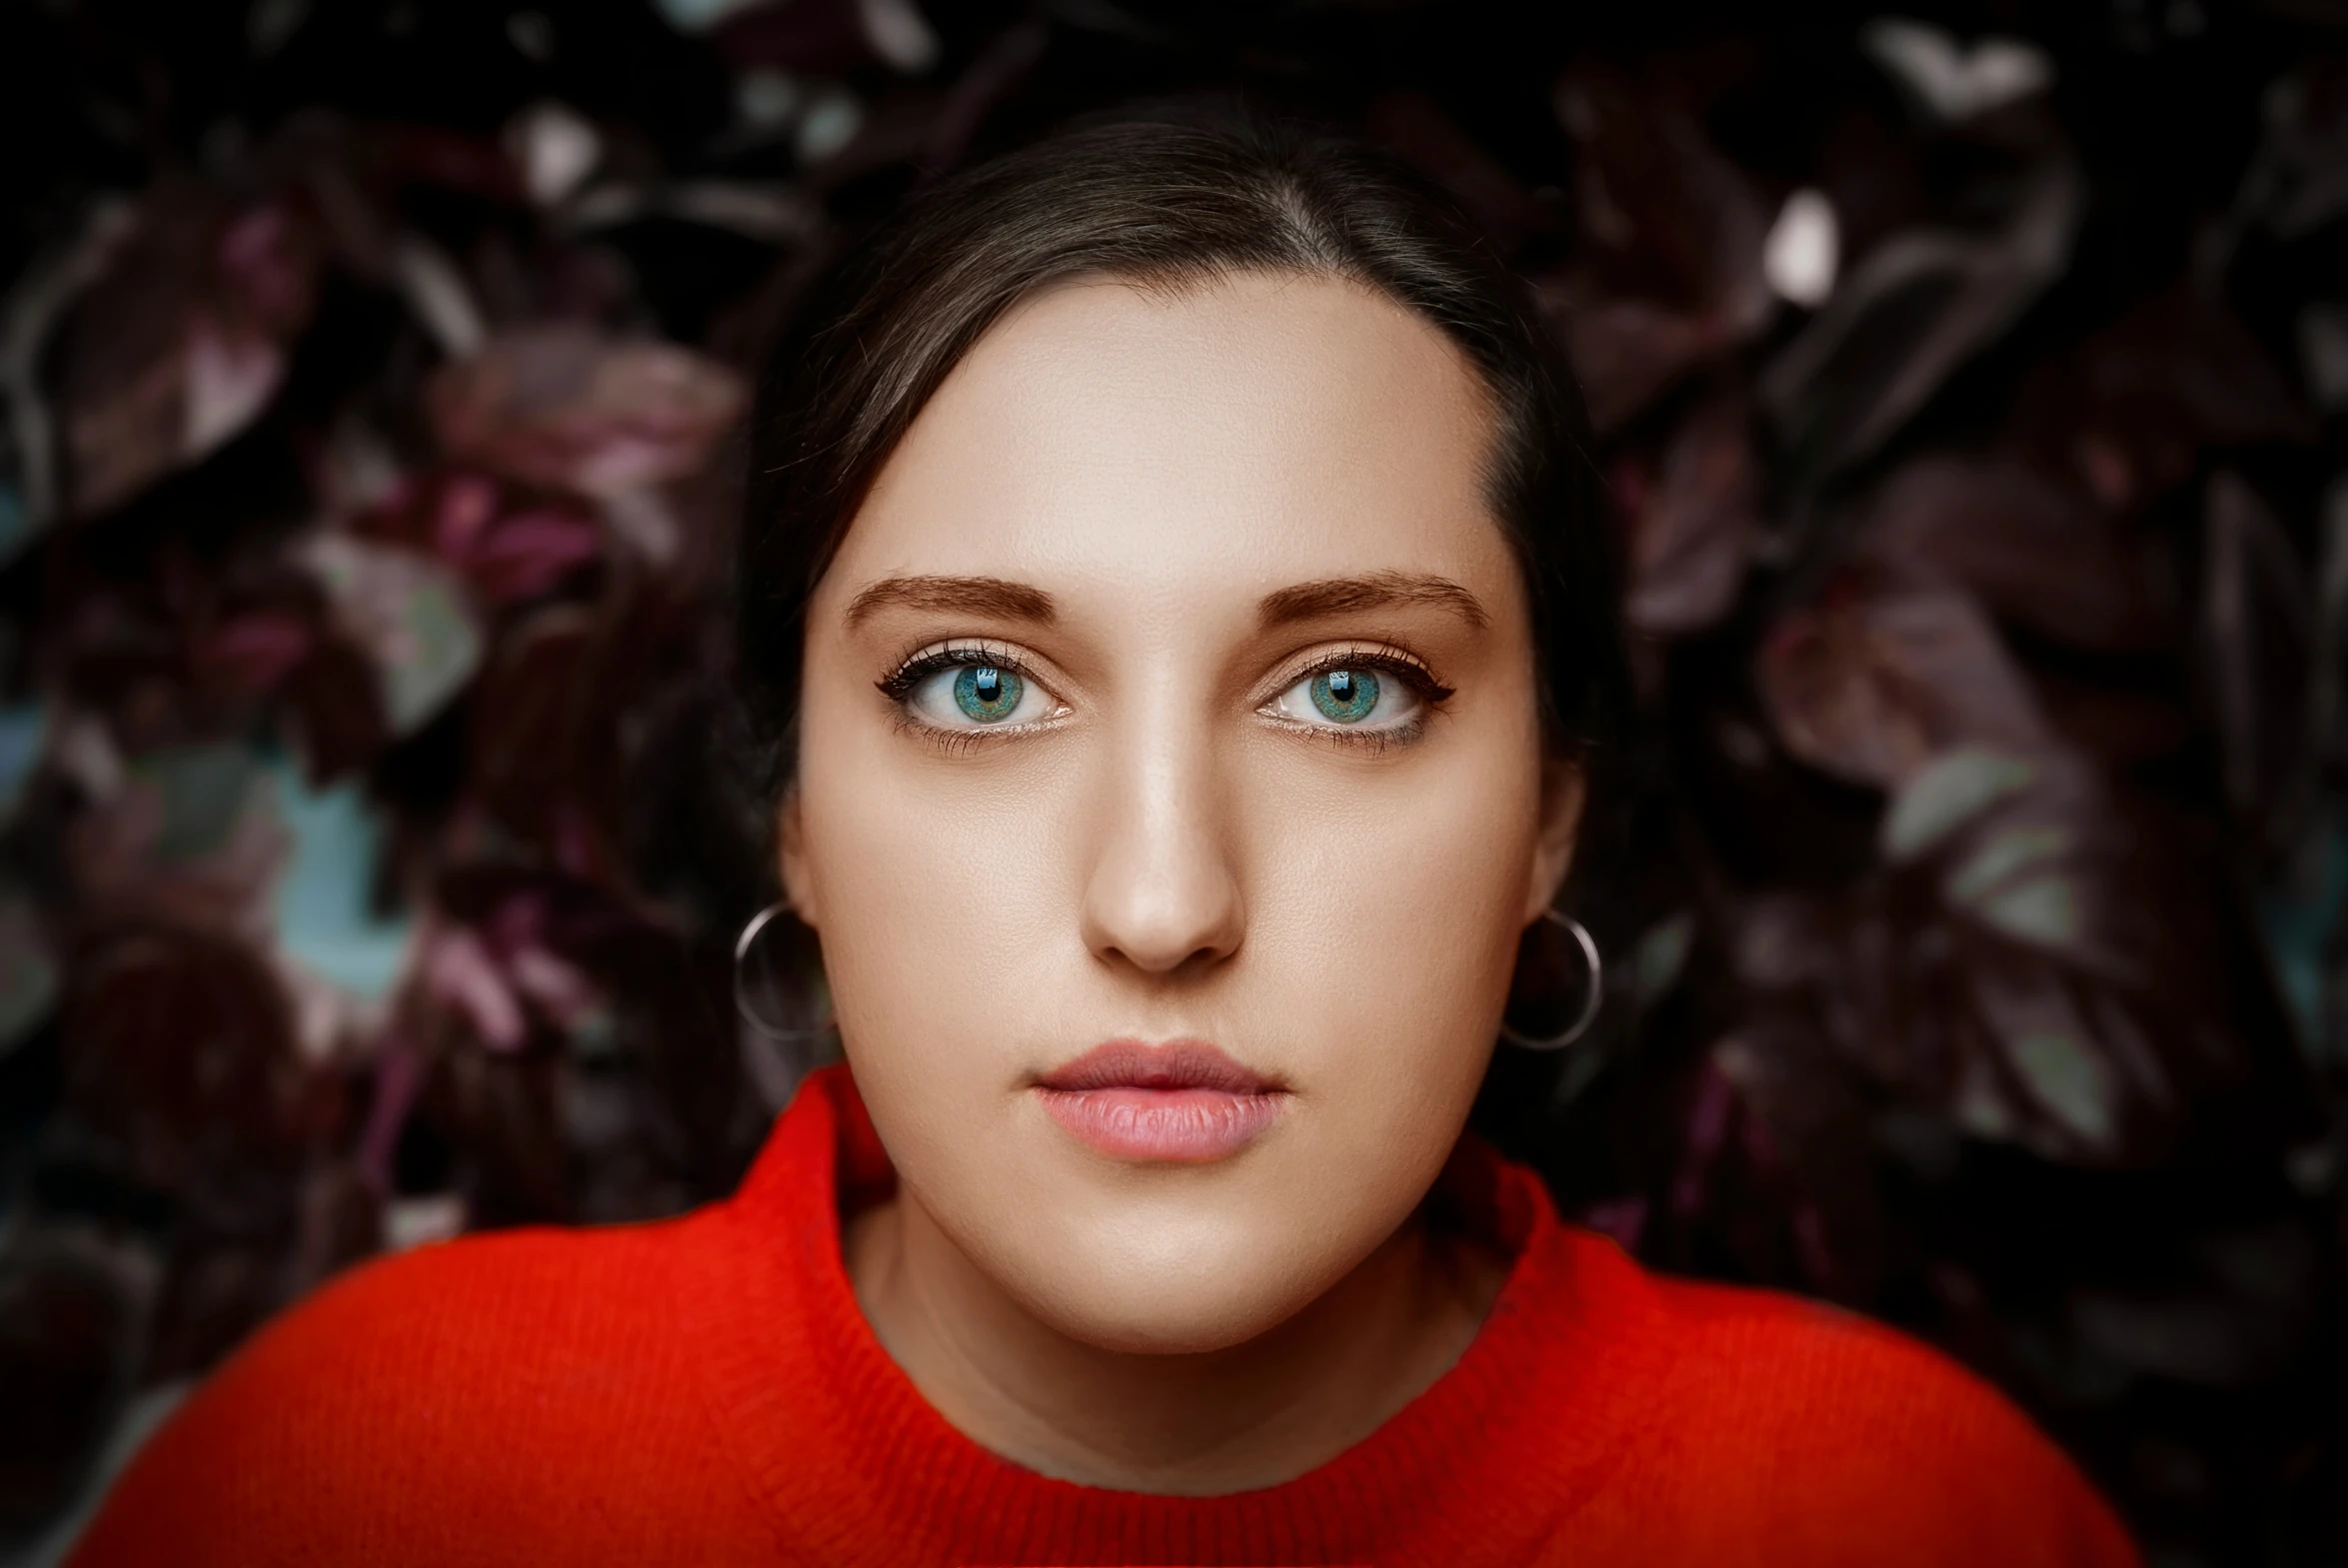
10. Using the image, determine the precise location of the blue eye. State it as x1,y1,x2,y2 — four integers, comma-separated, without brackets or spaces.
1267,658,1429,735
1309,669,1379,724
895,653,1054,730
954,665,1024,723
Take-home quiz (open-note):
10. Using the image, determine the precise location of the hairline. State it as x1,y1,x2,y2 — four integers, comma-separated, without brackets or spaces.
807,257,1522,601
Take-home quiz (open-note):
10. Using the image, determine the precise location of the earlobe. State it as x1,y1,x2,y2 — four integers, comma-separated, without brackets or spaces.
777,787,819,928
1525,760,1586,923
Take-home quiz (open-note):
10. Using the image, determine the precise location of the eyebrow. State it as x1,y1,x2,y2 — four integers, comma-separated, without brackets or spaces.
1257,572,1490,631
844,575,1059,630
841,569,1490,635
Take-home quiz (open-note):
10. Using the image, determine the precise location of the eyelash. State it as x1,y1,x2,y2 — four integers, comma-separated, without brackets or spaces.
875,641,1055,752
874,640,1454,753
876,640,1035,703
1265,646,1454,753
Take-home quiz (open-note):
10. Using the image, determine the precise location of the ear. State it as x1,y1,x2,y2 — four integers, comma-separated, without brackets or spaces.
1523,759,1587,924
777,786,819,928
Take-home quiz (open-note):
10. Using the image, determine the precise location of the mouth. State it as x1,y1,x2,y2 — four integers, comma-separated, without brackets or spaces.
1033,1039,1289,1162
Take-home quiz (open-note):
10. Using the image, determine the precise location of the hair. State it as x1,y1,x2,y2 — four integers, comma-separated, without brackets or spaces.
733,105,1632,1144
739,104,1624,784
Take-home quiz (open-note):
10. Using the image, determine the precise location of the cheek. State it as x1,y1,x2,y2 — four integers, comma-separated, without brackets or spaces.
1238,735,1541,1138
789,646,1548,1349
789,664,1106,1189
801,701,1540,1095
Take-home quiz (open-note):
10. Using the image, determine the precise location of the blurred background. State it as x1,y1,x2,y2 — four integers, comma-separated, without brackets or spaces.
0,0,2343,1562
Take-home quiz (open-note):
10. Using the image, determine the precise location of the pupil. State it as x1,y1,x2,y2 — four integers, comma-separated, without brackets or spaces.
953,663,1023,723
1309,668,1378,724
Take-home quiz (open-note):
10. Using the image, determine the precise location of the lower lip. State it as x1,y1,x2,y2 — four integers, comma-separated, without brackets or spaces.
1037,1086,1285,1162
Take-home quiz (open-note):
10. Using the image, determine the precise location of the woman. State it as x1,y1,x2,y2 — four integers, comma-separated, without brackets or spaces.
71,112,2136,1567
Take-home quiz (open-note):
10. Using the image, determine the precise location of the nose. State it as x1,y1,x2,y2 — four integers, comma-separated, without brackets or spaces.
1079,719,1245,975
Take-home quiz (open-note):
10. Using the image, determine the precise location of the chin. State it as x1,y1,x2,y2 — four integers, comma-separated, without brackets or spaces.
1035,1277,1314,1357
1006,1209,1362,1357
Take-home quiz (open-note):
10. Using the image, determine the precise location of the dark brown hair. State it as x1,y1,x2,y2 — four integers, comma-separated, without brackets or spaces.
737,106,1627,807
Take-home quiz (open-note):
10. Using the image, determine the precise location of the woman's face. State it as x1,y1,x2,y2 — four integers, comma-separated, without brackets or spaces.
784,271,1579,1354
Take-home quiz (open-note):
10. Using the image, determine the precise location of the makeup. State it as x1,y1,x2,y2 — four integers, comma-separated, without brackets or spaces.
1035,1039,1288,1162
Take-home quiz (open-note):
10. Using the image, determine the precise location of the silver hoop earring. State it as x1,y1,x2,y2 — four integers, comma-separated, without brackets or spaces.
733,900,832,1042
1498,910,1602,1051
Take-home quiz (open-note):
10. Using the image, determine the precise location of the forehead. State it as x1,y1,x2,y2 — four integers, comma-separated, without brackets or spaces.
821,271,1516,610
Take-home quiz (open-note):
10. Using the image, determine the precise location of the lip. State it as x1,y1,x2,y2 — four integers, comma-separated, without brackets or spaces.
1035,1039,1288,1162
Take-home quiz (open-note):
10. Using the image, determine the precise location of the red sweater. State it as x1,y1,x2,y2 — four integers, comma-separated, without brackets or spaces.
73,1064,2137,1567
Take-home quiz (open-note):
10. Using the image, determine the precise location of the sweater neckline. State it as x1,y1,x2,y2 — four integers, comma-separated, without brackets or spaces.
687,1063,1670,1562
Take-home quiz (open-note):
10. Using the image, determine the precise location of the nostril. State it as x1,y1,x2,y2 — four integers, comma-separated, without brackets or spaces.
1083,869,1245,975
1079,751,1245,972
1095,914,1237,975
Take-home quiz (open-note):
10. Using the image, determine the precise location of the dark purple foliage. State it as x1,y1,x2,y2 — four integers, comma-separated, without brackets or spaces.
0,4,2341,1563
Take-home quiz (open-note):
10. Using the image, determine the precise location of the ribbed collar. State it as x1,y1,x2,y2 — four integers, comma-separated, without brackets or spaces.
687,1063,1671,1566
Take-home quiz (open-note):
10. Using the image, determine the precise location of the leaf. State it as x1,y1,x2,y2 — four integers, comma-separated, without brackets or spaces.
860,0,940,74
1757,567,2054,786
2256,815,2348,1063
0,701,49,828
1630,910,1697,1006
265,757,415,1004
1968,868,2086,950
146,746,260,864
1553,65,1773,323
1544,64,1774,432
298,534,484,737
2234,60,2348,242
1860,21,2054,124
61,923,310,1194
1620,389,1757,636
2011,291,2313,513
1946,821,2071,905
422,924,529,1050
0,199,139,536
193,612,318,696
1807,750,2312,1164
1761,144,2081,481
2198,471,2315,844
1858,457,2173,653
0,480,28,567
0,881,59,1054
1961,943,2203,1164
1660,1030,1882,1301
1369,93,1550,253
425,327,747,501
0,1235,153,1534
466,606,623,860
362,470,606,606
2300,302,2348,413
1541,296,1720,436
67,743,288,937
51,187,318,517
2009,1026,2113,1147
1882,746,2040,860
506,102,605,208
179,317,283,461
278,635,390,783
708,0,896,78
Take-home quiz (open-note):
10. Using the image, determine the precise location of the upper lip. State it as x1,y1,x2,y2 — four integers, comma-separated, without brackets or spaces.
1037,1039,1282,1095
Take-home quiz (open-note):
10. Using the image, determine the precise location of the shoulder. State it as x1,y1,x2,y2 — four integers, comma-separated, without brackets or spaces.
180,1211,713,1412
1604,1256,2138,1567
68,1212,741,1567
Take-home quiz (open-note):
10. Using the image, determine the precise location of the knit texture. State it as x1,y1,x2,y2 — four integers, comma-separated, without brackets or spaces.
71,1064,2138,1567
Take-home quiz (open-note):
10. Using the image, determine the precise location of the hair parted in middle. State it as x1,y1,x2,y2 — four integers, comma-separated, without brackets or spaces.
736,103,1627,804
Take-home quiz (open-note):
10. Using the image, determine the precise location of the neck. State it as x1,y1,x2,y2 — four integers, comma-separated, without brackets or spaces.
843,1187,1507,1496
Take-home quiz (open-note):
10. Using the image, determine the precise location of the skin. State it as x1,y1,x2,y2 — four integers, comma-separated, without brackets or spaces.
779,270,1583,1494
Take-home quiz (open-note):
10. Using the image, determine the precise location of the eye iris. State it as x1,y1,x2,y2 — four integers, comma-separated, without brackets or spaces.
952,665,1023,723
1308,669,1379,724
